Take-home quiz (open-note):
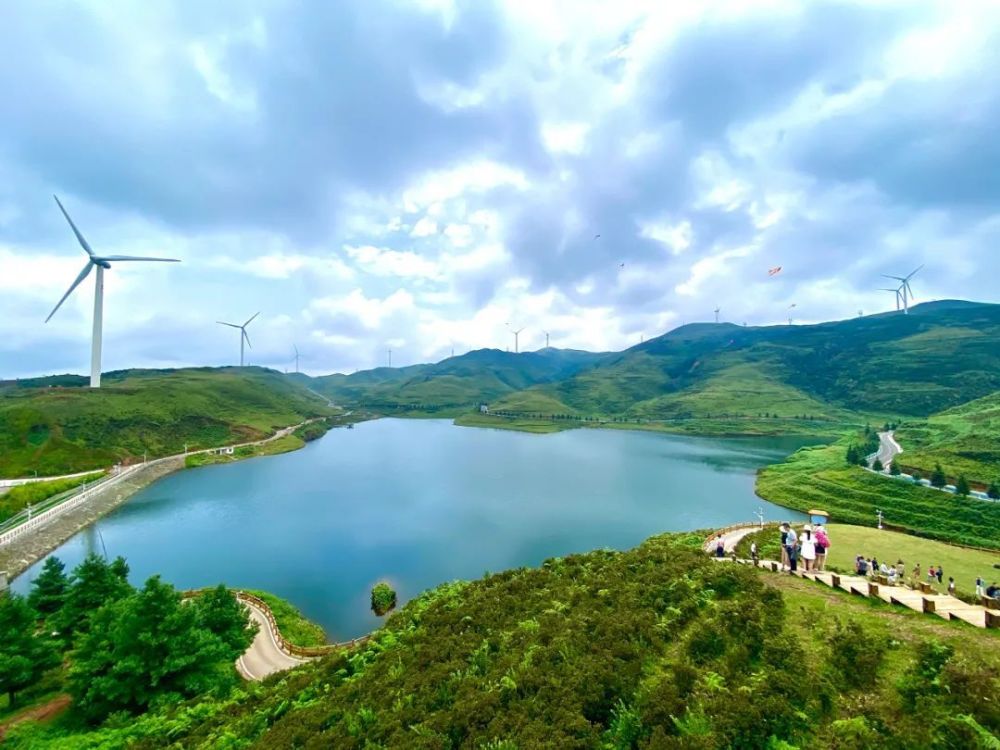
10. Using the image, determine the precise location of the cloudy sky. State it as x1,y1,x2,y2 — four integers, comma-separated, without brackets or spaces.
2,0,998,378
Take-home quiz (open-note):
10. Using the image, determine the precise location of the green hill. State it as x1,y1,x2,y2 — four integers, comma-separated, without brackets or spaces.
895,391,1000,488
10,533,999,748
309,347,608,408
0,368,334,477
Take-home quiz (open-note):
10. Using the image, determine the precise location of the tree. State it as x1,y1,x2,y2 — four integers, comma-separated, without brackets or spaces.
889,462,902,476
872,459,884,472
0,594,60,706
911,470,922,482
371,582,397,617
955,475,970,496
27,556,69,619
845,445,859,466
930,464,948,489
55,554,132,640
70,576,239,722
193,585,257,656
987,481,1000,500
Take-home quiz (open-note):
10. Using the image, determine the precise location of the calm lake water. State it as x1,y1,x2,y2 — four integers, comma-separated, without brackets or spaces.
14,419,814,639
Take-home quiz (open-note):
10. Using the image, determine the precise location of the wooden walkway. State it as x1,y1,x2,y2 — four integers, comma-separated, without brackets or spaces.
713,556,1000,630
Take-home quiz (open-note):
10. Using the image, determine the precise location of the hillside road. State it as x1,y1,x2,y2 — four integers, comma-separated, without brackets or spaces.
875,430,902,469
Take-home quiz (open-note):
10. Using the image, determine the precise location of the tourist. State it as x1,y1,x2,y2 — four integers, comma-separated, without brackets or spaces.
715,535,725,558
927,566,936,584
987,582,999,599
814,524,830,571
948,577,956,595
750,541,759,564
855,555,866,575
976,576,985,597
912,562,921,588
799,525,817,572
936,566,944,585
779,524,791,570
880,561,889,577
784,524,798,572
871,557,880,578
888,565,898,585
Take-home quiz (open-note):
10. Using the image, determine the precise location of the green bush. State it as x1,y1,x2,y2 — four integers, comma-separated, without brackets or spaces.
370,583,397,617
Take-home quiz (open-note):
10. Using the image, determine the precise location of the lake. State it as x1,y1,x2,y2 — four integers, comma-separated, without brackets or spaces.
13,419,815,639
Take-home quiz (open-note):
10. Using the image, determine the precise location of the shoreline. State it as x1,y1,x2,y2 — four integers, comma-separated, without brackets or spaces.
1,416,366,583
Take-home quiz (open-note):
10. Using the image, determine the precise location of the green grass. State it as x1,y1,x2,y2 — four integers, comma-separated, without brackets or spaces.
242,589,326,648
0,471,104,522
10,530,998,748
453,412,572,433
756,438,1000,549
895,391,1000,489
0,368,333,477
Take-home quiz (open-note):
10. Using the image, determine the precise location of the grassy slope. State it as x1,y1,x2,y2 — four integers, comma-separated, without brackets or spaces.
0,368,333,477
756,439,1000,549
737,524,1000,600
243,589,327,648
895,391,1000,487
10,532,999,748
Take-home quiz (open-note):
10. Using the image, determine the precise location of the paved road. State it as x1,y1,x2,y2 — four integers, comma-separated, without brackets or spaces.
875,430,903,469
704,526,761,554
236,598,309,680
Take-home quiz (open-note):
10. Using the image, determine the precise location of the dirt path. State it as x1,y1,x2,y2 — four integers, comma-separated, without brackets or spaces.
0,694,71,740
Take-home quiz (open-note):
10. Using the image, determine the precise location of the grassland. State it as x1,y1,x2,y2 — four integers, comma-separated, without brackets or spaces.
454,412,572,433
242,589,327,648
895,391,1000,488
0,471,104,522
756,438,1000,549
0,368,333,477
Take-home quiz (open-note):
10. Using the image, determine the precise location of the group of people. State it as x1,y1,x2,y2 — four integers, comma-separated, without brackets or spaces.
854,556,957,593
777,522,830,572
975,577,1000,600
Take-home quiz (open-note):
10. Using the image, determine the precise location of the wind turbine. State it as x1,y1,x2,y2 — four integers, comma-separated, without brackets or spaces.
45,195,180,388
292,344,304,374
714,307,720,324
543,330,550,348
881,265,923,314
217,312,259,367
507,323,525,354
878,285,903,312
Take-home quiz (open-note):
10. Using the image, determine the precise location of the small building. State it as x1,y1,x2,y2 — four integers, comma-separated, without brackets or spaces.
479,403,489,414
807,509,829,526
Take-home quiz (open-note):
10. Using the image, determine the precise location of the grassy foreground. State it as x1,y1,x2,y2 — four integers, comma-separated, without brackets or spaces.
7,532,999,748
756,439,1000,549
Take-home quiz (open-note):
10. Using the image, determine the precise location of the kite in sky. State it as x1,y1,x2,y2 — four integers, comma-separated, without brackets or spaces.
788,303,797,309
768,266,782,277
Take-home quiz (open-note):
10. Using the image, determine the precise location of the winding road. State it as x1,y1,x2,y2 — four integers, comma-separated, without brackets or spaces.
236,598,310,680
874,430,903,469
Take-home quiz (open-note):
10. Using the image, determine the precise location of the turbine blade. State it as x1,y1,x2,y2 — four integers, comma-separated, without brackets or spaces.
45,261,94,322
217,321,241,329
880,274,904,281
53,195,95,257
244,311,260,327
906,264,924,280
96,255,180,262
243,329,253,349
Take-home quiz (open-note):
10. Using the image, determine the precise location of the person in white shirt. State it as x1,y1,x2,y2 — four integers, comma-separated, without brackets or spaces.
799,526,817,572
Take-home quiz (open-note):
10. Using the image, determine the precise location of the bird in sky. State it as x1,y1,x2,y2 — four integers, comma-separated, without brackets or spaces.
618,262,625,270
594,234,601,239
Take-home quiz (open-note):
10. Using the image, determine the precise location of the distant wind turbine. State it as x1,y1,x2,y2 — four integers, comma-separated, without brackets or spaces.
714,307,720,324
217,312,259,367
292,344,305,374
881,265,923,314
878,285,903,312
543,330,550,348
507,323,525,354
45,195,180,388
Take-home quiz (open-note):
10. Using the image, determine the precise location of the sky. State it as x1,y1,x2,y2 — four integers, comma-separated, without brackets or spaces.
2,0,999,378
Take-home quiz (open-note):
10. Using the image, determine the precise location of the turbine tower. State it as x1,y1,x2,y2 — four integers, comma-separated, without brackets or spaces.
714,307,720,324
292,344,305,374
543,330,550,348
881,265,923,314
217,312,259,367
878,286,903,311
46,195,180,388
507,323,525,354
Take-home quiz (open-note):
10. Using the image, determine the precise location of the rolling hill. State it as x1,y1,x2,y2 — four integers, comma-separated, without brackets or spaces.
0,368,334,477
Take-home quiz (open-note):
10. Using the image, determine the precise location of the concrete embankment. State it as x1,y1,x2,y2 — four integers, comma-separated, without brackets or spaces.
0,457,184,581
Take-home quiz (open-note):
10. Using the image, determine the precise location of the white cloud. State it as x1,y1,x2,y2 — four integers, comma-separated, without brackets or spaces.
541,122,590,155
410,217,439,237
343,245,441,280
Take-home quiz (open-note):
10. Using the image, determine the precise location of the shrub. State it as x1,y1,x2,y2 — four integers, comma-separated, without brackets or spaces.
955,475,970,496
988,481,1000,500
872,459,883,472
930,464,947,488
826,620,886,690
370,583,397,617
889,462,901,476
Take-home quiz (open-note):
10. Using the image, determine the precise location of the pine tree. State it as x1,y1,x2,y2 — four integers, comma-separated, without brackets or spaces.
988,481,1000,500
955,475,970,496
872,459,883,472
70,576,237,722
55,554,132,639
889,462,902,476
27,556,69,619
194,585,257,657
0,594,60,706
930,463,947,489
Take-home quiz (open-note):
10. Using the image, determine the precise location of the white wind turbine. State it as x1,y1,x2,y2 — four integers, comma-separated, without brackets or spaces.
881,265,923,314
714,307,720,324
543,330,550,348
878,285,903,312
45,195,180,388
506,323,525,353
217,312,259,367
